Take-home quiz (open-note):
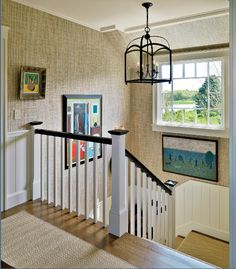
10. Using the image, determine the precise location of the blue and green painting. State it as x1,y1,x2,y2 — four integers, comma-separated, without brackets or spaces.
163,136,217,181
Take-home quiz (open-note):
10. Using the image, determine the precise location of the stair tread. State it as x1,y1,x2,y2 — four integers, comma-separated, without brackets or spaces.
120,233,215,268
177,231,229,269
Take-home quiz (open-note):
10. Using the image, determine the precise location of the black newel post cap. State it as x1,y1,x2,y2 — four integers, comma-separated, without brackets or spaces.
29,121,43,126
108,129,129,136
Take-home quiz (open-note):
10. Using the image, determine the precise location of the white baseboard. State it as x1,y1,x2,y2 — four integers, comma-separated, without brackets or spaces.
177,221,229,242
6,189,31,210
176,222,192,237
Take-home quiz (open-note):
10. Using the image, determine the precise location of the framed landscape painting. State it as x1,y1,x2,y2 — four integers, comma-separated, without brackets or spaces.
162,135,218,181
63,94,102,168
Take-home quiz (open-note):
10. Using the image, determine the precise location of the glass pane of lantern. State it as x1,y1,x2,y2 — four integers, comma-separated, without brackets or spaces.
126,50,140,81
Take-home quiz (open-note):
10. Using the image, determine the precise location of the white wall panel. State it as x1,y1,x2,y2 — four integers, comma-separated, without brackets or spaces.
184,182,193,224
192,181,201,223
201,184,210,227
176,180,229,242
210,188,220,230
220,187,229,232
5,131,32,209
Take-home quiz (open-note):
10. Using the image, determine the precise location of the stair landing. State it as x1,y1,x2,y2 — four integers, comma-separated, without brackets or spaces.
2,201,215,268
177,231,229,268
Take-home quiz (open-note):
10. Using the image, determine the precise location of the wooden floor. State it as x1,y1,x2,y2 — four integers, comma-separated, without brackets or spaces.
178,231,229,269
1,201,215,268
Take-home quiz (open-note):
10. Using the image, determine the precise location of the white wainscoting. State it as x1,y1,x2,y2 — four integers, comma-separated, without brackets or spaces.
5,130,33,210
176,180,229,241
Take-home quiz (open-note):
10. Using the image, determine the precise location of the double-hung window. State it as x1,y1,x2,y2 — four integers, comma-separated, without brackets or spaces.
153,52,228,137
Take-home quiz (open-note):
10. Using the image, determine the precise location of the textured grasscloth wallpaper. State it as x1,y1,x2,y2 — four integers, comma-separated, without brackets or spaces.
3,0,229,187
127,15,230,187
3,0,130,135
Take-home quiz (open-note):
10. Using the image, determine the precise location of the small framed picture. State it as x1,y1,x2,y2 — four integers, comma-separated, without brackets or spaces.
20,66,46,100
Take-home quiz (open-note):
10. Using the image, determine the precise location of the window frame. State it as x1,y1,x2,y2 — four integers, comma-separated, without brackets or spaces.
153,50,229,138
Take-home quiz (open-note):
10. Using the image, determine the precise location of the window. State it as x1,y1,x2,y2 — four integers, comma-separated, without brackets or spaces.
154,55,228,136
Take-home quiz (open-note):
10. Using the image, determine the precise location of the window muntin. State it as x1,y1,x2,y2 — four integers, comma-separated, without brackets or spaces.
158,58,224,129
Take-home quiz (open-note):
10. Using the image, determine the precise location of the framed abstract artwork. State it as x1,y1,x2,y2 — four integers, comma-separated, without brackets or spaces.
20,66,46,100
63,95,102,168
162,135,218,181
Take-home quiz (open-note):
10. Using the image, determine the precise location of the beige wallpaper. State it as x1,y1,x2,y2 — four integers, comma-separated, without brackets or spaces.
127,16,230,187
3,0,130,135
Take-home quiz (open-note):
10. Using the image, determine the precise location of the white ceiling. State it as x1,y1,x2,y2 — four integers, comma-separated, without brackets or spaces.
13,0,229,32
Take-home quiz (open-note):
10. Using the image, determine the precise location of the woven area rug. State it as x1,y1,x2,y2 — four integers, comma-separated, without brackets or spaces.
1,211,136,268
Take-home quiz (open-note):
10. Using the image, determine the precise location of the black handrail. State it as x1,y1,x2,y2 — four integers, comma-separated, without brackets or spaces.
125,149,172,195
35,129,112,145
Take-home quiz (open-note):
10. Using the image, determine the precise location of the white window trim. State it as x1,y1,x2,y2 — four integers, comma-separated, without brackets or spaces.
153,50,229,138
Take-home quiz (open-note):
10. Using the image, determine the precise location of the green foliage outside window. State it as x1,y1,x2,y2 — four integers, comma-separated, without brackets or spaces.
162,75,222,125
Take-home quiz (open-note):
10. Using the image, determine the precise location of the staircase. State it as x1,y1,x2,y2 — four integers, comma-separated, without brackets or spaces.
177,231,229,268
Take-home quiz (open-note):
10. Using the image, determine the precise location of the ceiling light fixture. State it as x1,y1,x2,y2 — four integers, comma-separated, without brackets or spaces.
125,2,172,85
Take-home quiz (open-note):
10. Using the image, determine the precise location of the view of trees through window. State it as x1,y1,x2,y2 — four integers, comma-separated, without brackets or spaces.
159,59,223,128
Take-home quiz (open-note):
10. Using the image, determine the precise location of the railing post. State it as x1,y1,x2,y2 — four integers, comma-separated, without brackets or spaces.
29,121,43,200
108,129,129,237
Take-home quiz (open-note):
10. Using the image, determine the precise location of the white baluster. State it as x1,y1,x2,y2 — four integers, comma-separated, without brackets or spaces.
137,167,141,237
76,140,80,216
130,161,135,235
152,181,157,241
40,135,43,201
102,144,107,227
93,143,98,223
47,136,50,204
142,173,147,239
125,157,128,216
84,142,89,219
148,177,152,240
168,189,176,248
157,186,162,243
161,189,165,244
61,138,64,209
165,192,169,246
68,139,72,213
53,137,57,206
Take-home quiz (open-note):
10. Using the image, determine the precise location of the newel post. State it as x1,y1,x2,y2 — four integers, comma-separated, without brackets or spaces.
29,121,43,200
108,129,129,237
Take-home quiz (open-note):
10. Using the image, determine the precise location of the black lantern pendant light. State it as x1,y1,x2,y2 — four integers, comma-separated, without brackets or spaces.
125,2,172,85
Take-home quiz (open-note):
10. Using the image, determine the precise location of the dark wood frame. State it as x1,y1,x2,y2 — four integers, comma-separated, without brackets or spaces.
162,135,218,182
62,94,103,169
20,66,46,100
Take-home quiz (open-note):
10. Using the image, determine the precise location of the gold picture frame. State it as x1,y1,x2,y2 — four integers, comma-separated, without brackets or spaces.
20,66,46,100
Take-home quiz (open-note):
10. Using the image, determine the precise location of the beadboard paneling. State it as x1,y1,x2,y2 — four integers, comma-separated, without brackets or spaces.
176,180,229,241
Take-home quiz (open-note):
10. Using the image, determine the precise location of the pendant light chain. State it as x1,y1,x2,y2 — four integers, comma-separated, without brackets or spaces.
145,5,150,33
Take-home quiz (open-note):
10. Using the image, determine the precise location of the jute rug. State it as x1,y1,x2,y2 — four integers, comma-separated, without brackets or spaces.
1,211,136,268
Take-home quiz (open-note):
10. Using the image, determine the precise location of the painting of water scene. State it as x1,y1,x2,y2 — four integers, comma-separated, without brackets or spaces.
162,135,218,181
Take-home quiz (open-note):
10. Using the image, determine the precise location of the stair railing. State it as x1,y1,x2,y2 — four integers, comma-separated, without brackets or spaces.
31,123,176,245
125,149,176,247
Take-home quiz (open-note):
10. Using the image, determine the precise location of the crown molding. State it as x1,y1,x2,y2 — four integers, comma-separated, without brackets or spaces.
125,8,229,33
